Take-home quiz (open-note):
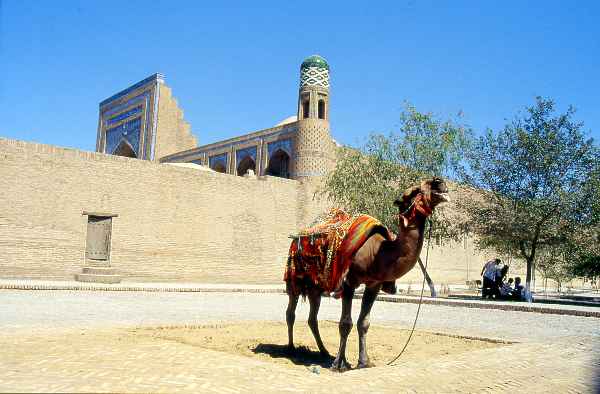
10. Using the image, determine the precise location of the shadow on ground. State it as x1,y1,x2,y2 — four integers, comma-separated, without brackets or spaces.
253,344,335,368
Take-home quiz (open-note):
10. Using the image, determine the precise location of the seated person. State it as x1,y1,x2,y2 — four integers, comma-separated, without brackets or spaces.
499,278,514,299
495,265,509,297
512,277,525,300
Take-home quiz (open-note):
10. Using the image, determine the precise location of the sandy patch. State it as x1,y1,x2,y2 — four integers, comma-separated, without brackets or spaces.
134,321,505,372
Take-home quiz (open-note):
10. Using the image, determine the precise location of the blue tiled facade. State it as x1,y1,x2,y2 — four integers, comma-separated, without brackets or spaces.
105,117,142,155
235,146,257,164
209,153,228,169
267,139,292,158
98,74,160,159
99,73,163,107
106,106,143,126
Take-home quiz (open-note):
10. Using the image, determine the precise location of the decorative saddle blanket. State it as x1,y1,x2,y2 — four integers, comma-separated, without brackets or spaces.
284,208,391,295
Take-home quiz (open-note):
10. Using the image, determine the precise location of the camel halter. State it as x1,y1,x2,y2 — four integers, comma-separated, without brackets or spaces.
398,192,433,229
388,211,434,366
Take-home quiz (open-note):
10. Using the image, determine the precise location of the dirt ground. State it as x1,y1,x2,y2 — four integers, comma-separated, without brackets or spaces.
133,320,505,373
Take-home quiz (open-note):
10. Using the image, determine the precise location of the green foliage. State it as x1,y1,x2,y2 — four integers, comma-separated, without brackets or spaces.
569,254,600,279
394,104,472,178
323,103,472,237
458,97,600,287
535,244,575,292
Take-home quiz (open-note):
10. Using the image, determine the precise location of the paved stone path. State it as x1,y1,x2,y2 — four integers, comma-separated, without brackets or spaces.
1,290,598,393
2,279,598,317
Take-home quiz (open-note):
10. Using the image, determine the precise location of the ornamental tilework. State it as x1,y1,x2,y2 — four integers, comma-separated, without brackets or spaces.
267,139,292,158
209,153,228,169
107,106,142,126
300,66,329,88
102,92,151,118
105,117,142,155
235,146,257,164
99,73,162,106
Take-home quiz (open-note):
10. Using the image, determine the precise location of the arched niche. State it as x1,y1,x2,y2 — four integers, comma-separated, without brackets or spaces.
113,139,137,158
266,149,291,178
212,162,227,173
318,99,326,119
237,156,256,176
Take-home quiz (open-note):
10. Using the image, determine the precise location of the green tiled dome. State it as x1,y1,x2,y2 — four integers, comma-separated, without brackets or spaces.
301,55,329,70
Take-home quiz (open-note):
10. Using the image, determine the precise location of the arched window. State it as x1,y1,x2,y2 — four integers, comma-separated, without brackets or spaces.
237,156,256,176
113,140,137,158
302,100,310,119
318,99,326,119
266,149,290,178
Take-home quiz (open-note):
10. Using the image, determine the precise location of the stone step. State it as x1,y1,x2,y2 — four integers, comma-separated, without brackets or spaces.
75,272,121,284
81,266,118,275
85,260,112,268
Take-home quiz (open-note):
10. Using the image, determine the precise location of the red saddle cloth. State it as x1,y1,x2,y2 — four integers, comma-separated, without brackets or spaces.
284,208,391,295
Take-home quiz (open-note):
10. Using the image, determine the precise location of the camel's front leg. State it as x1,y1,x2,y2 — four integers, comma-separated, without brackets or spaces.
286,292,299,351
357,284,380,368
331,282,354,372
307,287,329,357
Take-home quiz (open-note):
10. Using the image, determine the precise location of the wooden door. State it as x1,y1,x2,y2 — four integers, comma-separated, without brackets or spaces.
85,216,112,260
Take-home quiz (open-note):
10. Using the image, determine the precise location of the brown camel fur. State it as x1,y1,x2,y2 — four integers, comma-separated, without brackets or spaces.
285,177,450,371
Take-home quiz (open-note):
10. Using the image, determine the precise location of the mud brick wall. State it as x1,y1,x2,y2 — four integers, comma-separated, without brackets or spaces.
0,138,504,285
0,138,314,283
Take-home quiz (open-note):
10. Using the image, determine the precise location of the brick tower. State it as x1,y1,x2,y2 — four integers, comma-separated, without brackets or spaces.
292,55,336,182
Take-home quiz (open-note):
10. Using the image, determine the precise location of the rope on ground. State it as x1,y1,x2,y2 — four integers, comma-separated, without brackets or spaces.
387,218,433,366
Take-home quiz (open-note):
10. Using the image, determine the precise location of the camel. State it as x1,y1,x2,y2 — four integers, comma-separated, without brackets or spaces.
284,177,450,371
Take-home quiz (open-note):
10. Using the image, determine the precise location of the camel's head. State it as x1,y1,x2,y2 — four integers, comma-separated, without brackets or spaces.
393,177,451,212
421,177,451,208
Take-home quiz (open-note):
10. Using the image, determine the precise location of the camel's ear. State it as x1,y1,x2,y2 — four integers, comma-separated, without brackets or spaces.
395,185,421,211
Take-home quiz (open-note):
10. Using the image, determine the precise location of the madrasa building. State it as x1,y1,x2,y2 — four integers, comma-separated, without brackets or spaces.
0,55,490,286
95,55,336,183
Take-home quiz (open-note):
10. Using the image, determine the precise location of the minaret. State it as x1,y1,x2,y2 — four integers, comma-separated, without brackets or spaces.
292,55,336,182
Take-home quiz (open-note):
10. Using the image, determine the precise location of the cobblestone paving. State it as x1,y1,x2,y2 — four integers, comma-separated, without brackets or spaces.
1,291,598,393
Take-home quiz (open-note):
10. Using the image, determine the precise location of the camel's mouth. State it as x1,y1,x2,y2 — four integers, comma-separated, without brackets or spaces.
434,192,451,203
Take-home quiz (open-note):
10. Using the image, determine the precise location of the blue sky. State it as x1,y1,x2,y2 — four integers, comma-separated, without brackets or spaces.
1,1,599,152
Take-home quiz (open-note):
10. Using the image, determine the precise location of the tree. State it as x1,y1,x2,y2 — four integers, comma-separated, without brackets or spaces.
535,244,575,294
324,103,471,234
322,103,472,295
459,97,599,292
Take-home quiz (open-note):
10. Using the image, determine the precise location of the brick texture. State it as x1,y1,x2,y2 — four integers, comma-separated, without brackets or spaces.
1,139,304,283
154,85,197,160
0,138,505,285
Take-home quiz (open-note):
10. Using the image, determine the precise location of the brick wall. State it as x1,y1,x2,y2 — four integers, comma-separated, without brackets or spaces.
0,138,301,283
154,85,197,160
0,138,512,285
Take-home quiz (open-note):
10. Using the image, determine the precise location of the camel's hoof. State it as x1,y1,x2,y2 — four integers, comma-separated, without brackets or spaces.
319,350,331,358
357,360,375,369
330,358,352,373
286,345,296,354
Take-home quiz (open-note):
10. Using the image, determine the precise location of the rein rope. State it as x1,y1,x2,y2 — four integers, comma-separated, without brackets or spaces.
387,211,434,366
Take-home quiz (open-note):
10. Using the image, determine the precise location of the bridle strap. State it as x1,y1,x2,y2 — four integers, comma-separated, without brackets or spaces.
398,193,433,228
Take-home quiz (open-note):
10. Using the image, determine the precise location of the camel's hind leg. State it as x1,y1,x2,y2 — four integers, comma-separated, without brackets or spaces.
286,290,299,351
331,282,355,372
307,287,329,356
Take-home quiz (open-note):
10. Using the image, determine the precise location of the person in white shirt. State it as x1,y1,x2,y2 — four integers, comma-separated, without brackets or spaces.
500,278,514,298
481,258,501,299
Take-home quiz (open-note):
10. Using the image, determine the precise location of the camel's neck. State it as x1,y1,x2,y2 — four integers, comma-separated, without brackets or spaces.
386,215,428,278
395,216,427,253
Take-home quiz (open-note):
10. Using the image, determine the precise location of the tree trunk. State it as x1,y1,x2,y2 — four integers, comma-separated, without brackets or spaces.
526,257,533,291
418,258,436,298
